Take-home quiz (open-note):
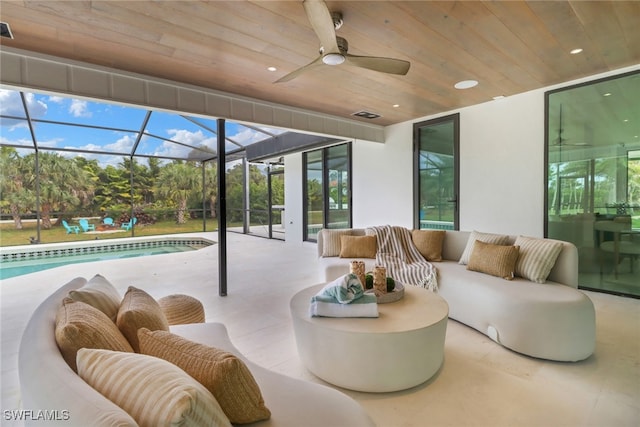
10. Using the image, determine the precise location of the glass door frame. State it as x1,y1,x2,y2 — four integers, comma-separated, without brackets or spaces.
303,142,352,242
413,113,460,230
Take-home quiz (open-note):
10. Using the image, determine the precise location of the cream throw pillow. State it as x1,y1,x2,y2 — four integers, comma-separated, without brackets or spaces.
339,235,377,258
68,274,121,321
412,230,446,261
514,236,564,283
116,286,169,352
138,329,271,424
76,348,232,427
55,298,133,372
467,240,520,280
321,229,354,257
459,230,510,265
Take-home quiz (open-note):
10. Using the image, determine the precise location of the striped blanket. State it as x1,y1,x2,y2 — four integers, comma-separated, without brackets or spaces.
367,225,438,291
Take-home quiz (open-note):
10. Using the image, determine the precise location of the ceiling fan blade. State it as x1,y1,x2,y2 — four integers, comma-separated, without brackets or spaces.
344,54,411,75
303,0,339,53
274,55,323,83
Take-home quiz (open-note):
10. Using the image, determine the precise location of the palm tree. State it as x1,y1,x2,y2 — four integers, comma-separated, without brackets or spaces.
0,147,35,229
204,161,218,218
34,152,94,229
155,161,202,224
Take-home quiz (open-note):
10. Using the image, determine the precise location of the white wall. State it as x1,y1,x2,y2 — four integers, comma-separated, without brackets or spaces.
284,65,640,242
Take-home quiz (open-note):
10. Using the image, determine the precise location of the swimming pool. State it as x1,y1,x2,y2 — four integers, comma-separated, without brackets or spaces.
0,237,214,280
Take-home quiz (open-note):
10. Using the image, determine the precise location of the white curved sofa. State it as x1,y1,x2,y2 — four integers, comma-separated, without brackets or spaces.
18,277,375,427
317,229,596,362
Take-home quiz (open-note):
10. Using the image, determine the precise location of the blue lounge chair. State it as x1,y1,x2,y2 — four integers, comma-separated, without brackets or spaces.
62,220,80,234
121,217,137,231
102,217,114,226
78,218,96,232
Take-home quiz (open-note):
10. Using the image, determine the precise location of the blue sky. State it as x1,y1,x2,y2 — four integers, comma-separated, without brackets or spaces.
0,88,284,165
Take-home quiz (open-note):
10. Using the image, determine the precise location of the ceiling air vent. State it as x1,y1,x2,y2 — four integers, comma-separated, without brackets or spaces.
352,110,381,120
1,22,14,39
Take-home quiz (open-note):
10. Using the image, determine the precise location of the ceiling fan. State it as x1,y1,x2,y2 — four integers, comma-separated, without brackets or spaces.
552,104,591,148
275,0,411,83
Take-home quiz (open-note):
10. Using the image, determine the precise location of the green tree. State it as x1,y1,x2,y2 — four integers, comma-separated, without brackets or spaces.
155,161,202,224
31,151,94,229
204,161,218,218
0,147,35,229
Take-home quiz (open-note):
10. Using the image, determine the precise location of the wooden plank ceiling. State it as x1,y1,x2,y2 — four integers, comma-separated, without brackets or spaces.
0,1,638,126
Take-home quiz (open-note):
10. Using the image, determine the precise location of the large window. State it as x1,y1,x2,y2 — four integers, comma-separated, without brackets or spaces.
303,143,352,241
545,70,640,297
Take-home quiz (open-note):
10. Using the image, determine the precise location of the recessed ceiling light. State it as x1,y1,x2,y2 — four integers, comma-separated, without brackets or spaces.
492,95,505,100
392,104,400,108
267,66,277,72
454,80,478,90
570,48,583,54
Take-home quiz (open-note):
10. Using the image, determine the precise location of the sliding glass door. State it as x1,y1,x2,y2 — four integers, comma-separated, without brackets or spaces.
303,143,352,241
414,114,459,230
546,70,640,297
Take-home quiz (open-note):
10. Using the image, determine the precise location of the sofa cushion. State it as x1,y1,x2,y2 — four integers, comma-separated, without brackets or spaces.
339,235,377,258
514,236,564,283
321,229,354,256
67,274,121,321
138,328,271,424
55,298,133,372
467,240,520,280
412,230,446,262
76,348,231,427
116,286,169,352
458,230,510,265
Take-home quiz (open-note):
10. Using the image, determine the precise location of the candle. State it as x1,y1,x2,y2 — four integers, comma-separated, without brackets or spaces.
373,265,387,295
350,260,366,290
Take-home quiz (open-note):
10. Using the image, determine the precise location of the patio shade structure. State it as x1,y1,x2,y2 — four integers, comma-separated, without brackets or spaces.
0,88,343,295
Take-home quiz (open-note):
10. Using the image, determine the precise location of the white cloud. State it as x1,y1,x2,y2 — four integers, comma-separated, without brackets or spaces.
0,90,48,122
48,96,65,104
69,99,92,118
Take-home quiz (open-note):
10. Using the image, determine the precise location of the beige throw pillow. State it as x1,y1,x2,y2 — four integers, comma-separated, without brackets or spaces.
76,348,232,427
68,274,121,321
55,298,133,372
459,230,510,265
116,286,169,352
339,235,377,258
138,329,271,424
514,236,564,283
467,240,520,280
321,229,354,257
412,230,446,262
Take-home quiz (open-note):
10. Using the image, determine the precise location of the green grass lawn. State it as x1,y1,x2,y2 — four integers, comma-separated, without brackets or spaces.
0,219,220,247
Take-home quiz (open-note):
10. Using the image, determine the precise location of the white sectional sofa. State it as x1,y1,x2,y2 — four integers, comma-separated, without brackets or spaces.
317,228,596,362
18,277,375,427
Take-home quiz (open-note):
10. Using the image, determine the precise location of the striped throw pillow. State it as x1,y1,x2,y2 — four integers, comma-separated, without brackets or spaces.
68,274,122,321
514,236,563,283
467,240,520,280
321,229,354,257
76,348,231,427
138,329,271,424
458,231,510,265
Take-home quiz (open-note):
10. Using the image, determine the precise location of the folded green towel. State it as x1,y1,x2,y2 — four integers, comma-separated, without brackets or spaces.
313,274,364,304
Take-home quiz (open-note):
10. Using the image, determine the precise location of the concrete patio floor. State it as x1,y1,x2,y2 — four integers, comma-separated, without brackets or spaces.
1,231,639,426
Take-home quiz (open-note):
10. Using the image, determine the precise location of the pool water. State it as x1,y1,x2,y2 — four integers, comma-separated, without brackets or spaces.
0,245,197,280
